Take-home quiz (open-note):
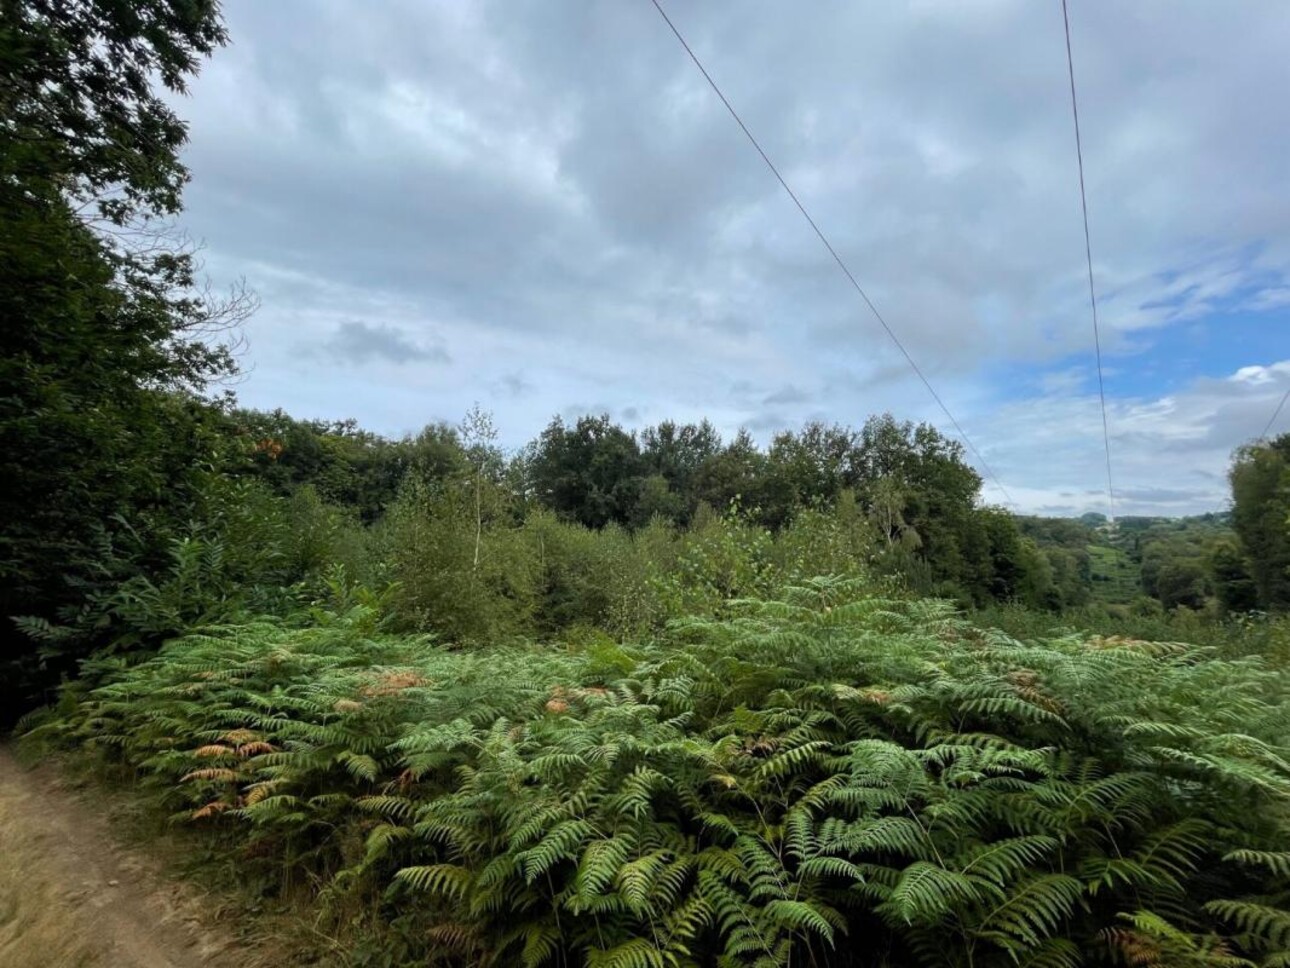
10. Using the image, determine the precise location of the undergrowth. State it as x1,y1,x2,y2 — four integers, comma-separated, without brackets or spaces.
29,578,1290,966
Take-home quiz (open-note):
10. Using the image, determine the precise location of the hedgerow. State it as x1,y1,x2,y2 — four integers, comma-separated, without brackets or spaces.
35,578,1290,966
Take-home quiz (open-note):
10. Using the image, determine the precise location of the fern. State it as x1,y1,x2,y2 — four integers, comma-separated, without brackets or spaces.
35,581,1290,966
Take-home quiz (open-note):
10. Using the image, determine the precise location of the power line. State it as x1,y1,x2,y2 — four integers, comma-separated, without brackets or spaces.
1061,0,1117,524
647,0,1016,509
1260,385,1290,440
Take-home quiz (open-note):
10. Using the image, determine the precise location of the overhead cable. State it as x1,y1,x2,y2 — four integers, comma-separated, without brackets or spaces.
1061,0,1117,523
648,0,1016,508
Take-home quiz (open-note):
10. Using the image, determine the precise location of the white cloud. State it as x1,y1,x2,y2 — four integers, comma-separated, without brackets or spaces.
1232,362,1290,386
175,1,1290,514
979,361,1290,515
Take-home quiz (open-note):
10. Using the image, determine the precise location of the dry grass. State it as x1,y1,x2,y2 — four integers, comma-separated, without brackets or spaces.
0,791,104,967
0,746,285,967
0,745,343,968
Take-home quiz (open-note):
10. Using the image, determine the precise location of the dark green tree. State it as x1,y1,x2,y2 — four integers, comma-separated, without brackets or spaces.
1229,436,1290,609
231,408,454,522
1,0,227,222
638,419,722,523
529,415,647,528
759,422,856,529
691,429,768,517
0,0,237,712
854,414,985,597
1209,538,1259,613
1153,558,1211,611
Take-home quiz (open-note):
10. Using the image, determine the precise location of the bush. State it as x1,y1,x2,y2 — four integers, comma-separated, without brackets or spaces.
652,505,777,620
975,602,1290,666
378,479,535,643
36,580,1290,966
15,477,367,665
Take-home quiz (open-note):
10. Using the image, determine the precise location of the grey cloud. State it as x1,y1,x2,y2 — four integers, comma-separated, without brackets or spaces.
189,2,1290,362
763,385,811,405
1117,487,1209,504
170,1,1290,515
493,372,534,398
747,411,789,433
559,404,615,424
317,321,449,365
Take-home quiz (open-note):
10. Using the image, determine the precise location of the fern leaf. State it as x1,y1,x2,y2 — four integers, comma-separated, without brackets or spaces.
395,863,473,901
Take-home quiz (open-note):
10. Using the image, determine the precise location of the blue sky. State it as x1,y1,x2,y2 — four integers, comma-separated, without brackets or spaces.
173,0,1290,516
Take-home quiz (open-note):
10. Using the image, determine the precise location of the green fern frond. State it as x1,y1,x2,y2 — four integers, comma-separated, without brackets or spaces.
1224,850,1290,879
1204,900,1290,950
879,862,989,925
395,863,473,900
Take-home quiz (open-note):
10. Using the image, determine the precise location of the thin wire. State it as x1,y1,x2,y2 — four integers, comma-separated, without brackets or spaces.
1061,0,1116,524
647,0,1015,508
1260,385,1290,440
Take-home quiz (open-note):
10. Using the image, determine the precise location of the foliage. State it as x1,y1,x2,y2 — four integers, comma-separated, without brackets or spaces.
1018,510,1274,617
971,601,1290,666
16,477,370,672
1085,544,1141,605
651,502,777,619
1,0,226,221
376,477,531,644
0,0,243,716
8,9,1290,965
34,580,1290,966
1230,437,1290,610
529,414,650,529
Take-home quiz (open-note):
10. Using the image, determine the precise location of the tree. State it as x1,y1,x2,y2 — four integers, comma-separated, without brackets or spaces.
853,414,984,597
1229,436,1290,609
977,507,1030,603
2,0,226,220
1153,558,1210,611
691,430,768,518
639,420,722,523
231,409,417,521
0,0,236,714
633,474,686,527
529,415,646,529
760,422,856,529
868,477,920,552
459,405,500,571
1209,538,1258,613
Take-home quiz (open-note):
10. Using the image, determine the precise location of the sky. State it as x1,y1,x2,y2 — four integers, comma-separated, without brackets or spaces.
174,0,1290,517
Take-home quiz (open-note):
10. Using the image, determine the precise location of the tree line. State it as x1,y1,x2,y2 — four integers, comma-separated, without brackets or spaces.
228,407,1048,602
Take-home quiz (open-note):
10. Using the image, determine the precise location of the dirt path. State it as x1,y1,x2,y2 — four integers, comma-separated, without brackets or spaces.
0,746,240,968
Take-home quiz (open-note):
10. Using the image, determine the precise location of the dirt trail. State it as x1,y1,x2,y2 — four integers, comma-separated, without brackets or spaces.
0,746,239,967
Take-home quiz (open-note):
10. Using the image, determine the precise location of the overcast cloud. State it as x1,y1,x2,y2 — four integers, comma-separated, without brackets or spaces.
177,0,1290,516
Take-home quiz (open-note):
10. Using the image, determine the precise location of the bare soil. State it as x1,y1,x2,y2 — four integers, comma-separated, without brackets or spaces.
0,745,241,967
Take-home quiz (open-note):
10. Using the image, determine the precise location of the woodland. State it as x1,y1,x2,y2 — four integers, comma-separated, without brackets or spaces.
3,3,1289,966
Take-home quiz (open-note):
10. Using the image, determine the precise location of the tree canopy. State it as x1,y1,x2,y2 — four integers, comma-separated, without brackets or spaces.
1230,434,1290,609
0,0,236,709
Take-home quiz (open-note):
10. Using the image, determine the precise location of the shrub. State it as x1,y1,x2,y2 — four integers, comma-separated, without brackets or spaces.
652,505,777,620
15,477,365,662
378,479,536,643
36,579,1290,966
